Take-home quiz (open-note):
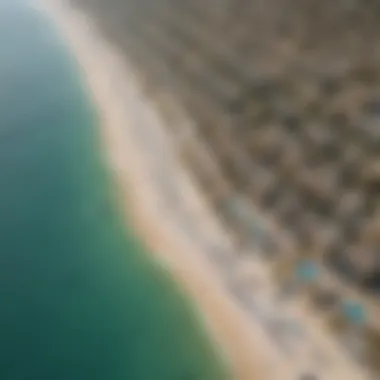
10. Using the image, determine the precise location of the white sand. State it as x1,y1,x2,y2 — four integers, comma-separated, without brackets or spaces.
35,1,371,380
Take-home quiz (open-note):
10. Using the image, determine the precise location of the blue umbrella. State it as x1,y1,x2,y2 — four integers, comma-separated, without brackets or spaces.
295,260,319,283
341,300,366,325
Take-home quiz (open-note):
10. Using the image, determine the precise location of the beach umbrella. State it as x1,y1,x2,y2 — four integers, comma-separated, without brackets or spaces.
295,260,319,283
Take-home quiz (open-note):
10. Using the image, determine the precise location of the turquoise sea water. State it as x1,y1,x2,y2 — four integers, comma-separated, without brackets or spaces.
0,2,228,379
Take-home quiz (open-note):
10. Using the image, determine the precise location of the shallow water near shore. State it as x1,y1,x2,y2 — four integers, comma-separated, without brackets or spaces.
0,2,228,379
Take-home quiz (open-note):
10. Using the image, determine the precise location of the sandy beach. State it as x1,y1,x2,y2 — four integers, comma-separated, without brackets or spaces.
34,1,374,380
35,1,296,379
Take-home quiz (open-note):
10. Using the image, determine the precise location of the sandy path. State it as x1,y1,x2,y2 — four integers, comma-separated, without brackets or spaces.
34,1,372,380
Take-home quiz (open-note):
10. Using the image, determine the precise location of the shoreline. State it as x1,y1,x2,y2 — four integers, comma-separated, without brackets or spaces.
32,1,375,379
35,1,294,379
